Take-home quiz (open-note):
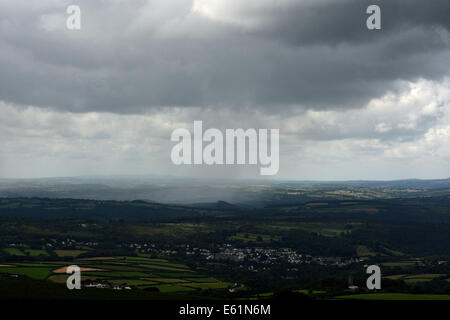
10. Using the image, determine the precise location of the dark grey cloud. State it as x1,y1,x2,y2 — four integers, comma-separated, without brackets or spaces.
0,0,448,114
254,0,450,46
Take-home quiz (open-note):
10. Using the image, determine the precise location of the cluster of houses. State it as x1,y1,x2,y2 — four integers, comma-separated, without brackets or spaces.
202,245,361,267
44,239,99,248
127,242,361,268
84,281,132,290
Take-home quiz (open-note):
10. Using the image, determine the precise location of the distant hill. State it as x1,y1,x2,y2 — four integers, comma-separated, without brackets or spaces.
2,176,450,206
0,198,218,221
184,200,247,210
2,195,450,223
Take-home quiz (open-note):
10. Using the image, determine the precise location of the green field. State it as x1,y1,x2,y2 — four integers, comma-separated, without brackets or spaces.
227,233,281,242
83,271,151,278
382,247,405,256
185,277,218,283
181,282,229,289
146,278,188,283
384,274,407,280
398,274,446,283
0,255,230,294
54,250,87,257
337,293,450,300
154,284,196,293
0,267,52,280
47,275,69,283
24,249,49,256
381,261,419,267
3,248,26,256
106,279,159,286
3,248,49,257
264,221,363,237
295,289,327,295
356,245,376,257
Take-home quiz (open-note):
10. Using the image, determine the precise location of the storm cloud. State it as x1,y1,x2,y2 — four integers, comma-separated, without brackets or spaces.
0,0,449,112
0,0,449,179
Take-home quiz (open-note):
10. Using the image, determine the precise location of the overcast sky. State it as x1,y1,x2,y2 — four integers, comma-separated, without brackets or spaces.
1,0,450,180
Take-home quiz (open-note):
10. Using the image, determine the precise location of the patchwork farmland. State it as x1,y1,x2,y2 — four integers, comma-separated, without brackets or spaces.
0,254,230,294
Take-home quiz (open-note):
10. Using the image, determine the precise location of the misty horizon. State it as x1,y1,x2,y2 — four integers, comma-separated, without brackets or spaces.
1,173,450,183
